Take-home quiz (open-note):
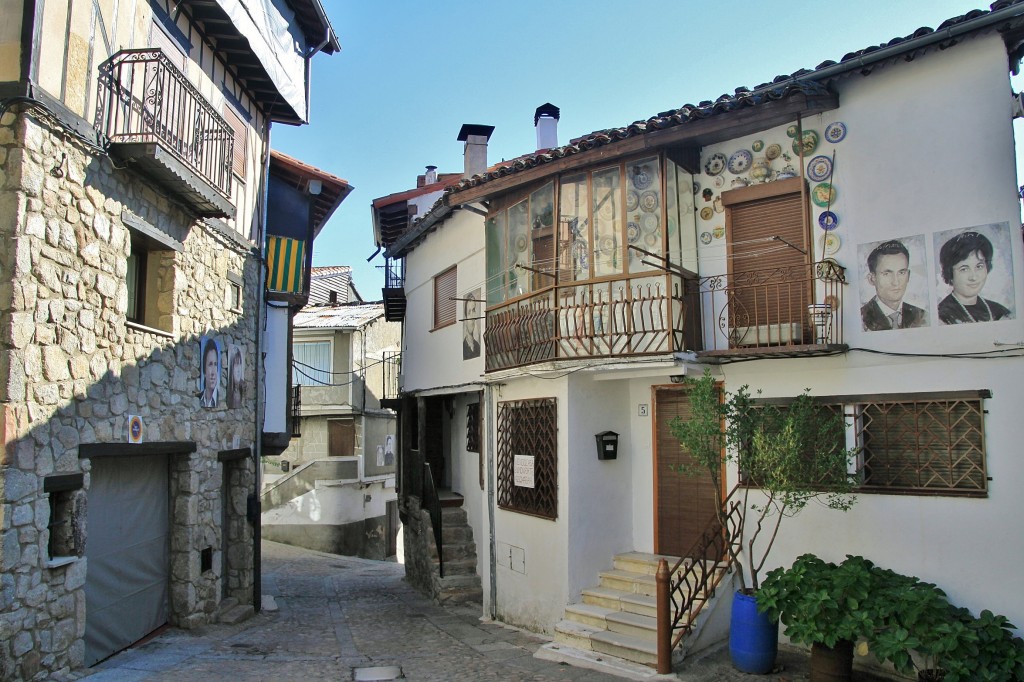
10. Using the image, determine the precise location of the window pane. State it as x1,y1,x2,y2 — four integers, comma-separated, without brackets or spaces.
559,174,589,282
592,167,622,278
529,183,555,291
126,251,140,322
486,213,505,306
293,341,331,386
507,199,530,298
626,157,660,273
667,162,698,275
433,266,457,328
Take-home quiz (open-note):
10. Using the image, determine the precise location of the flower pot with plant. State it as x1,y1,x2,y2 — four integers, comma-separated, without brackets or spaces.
669,370,858,674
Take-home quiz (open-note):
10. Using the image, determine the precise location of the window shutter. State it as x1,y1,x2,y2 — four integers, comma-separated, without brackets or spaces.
433,267,457,328
223,105,247,179
150,21,188,70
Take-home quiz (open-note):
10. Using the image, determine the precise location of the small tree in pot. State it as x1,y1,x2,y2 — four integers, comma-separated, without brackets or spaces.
670,370,858,673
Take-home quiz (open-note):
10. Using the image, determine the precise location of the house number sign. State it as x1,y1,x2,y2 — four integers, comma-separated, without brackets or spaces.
513,455,535,488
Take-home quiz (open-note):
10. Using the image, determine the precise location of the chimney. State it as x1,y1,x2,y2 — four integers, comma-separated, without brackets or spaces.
534,103,559,151
457,124,495,178
424,165,438,185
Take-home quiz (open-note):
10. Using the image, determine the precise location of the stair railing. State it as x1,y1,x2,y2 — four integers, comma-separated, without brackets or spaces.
655,486,744,673
422,462,444,578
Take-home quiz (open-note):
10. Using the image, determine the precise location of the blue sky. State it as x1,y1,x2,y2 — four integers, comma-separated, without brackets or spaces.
272,0,1013,298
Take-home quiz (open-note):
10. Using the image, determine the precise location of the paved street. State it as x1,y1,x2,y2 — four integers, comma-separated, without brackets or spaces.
71,541,895,682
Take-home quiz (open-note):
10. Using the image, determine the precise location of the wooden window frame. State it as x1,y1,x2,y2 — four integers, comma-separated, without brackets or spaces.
433,265,458,330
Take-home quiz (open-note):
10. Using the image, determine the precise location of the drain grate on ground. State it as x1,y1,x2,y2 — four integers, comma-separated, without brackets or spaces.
353,665,403,681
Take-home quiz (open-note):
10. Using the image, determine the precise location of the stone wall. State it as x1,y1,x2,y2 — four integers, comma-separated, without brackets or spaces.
0,107,259,679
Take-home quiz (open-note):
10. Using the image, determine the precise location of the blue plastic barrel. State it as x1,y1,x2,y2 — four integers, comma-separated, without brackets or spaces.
729,590,779,674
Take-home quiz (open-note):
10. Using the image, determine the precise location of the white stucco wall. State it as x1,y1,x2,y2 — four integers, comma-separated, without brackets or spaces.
262,477,395,526
402,210,486,392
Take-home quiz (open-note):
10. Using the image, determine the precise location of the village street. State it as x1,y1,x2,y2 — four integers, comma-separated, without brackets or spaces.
67,540,896,682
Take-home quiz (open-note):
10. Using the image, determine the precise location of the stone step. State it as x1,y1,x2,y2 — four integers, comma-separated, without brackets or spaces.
612,551,680,576
441,524,471,543
429,540,477,562
564,602,616,629
434,557,478,577
434,573,481,591
590,628,658,667
441,506,468,523
553,619,599,651
605,610,657,641
218,603,254,625
598,568,656,596
436,585,482,605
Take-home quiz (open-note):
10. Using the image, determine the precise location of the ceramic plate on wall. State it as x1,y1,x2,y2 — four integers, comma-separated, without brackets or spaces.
765,143,782,160
807,155,833,182
704,153,727,176
632,165,653,190
700,206,713,221
728,149,753,174
825,121,847,143
692,181,700,195
752,139,764,152
818,211,839,230
642,213,659,232
640,190,659,212
644,232,658,247
514,233,528,252
627,222,641,243
786,124,799,138
700,231,713,245
599,235,616,254
811,182,836,207
713,175,725,188
713,226,725,239
626,191,639,211
819,232,841,256
792,130,819,156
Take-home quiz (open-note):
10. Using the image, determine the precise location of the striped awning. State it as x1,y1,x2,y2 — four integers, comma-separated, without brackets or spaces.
266,236,306,293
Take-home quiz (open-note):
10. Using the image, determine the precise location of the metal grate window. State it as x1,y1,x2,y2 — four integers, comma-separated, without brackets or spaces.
497,398,557,519
857,398,986,496
433,266,457,329
466,402,480,453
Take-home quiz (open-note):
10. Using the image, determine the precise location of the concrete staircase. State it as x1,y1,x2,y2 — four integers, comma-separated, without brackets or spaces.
550,552,724,669
426,505,482,605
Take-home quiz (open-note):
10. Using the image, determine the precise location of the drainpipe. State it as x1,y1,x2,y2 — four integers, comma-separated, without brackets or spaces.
485,384,497,619
253,117,272,613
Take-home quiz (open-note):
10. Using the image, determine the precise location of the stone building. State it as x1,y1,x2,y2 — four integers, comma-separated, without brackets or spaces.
0,0,337,678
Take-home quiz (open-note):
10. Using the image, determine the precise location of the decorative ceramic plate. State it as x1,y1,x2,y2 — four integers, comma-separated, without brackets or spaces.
819,232,841,257
514,233,528,252
713,196,724,213
700,231,713,245
792,130,819,156
644,232,658,247
714,175,725,188
631,165,653,190
807,155,833,182
599,200,614,220
627,222,641,243
728,149,753,174
786,124,800,138
642,213,659,232
700,206,713,221
692,181,700,195
824,121,847,144
765,143,782,161
704,152,727,176
598,235,616,254
713,225,725,240
626,191,639,211
818,211,839,231
752,139,764,153
640,190,659,213
811,182,837,207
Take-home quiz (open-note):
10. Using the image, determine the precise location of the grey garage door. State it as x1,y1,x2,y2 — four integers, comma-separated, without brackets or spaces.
84,454,169,666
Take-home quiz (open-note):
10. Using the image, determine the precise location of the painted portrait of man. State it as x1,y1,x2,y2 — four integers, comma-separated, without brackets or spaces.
463,288,482,360
858,236,930,331
199,336,220,408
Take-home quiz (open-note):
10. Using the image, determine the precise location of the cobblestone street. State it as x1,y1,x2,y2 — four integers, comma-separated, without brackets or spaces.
73,541,896,682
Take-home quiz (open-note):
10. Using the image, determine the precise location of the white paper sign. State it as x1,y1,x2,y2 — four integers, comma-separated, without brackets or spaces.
513,455,535,488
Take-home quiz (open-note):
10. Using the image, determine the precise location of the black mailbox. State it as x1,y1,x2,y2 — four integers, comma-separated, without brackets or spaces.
595,431,619,460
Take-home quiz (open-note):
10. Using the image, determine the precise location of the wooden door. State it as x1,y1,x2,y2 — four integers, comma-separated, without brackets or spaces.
654,387,720,557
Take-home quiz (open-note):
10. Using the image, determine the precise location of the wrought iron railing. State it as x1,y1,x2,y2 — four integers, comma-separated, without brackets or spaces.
484,272,691,372
290,385,301,437
95,48,234,197
656,486,744,673
382,351,402,401
380,258,405,290
422,462,444,578
686,260,845,352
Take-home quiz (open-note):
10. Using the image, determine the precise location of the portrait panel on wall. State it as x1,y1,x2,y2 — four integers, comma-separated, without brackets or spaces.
227,343,245,409
933,222,1015,325
857,234,930,332
463,287,482,360
198,336,221,408
384,434,395,467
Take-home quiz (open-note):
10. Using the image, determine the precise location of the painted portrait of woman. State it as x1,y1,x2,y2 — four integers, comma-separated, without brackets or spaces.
935,224,1015,324
227,343,246,409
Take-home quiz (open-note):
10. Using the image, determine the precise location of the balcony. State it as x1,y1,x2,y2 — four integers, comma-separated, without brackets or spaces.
687,259,847,361
380,259,406,322
481,261,846,372
95,49,235,218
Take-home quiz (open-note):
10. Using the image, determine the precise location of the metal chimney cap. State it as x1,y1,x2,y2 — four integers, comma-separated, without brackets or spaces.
534,103,560,125
457,124,495,141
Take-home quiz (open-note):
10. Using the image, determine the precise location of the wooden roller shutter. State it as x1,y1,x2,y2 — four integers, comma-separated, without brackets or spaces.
654,387,720,557
723,178,810,336
223,105,248,180
433,266,457,328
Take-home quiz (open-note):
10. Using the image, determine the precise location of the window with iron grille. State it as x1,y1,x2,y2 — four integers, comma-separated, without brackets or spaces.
433,266,457,329
855,395,987,497
497,398,557,519
466,402,480,453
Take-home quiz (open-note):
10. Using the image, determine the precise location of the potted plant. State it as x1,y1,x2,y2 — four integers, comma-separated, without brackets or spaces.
670,370,858,674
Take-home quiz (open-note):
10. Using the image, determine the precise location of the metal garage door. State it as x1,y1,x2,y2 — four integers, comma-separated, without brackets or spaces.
84,454,169,666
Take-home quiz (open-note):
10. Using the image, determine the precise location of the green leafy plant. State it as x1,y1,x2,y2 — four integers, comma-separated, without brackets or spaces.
670,370,858,590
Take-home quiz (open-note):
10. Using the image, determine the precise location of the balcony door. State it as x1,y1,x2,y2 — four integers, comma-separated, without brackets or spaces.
654,386,721,557
722,177,811,346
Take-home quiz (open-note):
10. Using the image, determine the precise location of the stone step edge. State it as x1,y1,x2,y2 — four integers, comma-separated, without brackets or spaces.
535,641,676,682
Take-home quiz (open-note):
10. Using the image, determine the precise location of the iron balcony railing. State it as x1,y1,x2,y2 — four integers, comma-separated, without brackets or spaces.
687,259,845,353
380,258,405,290
484,272,694,372
382,351,402,401
95,48,234,197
